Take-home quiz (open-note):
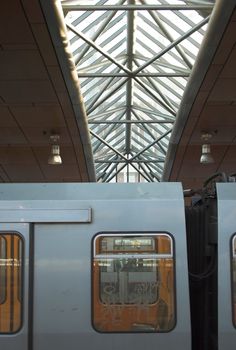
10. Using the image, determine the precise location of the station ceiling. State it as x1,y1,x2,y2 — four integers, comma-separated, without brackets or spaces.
163,0,236,189
0,0,95,182
0,0,235,189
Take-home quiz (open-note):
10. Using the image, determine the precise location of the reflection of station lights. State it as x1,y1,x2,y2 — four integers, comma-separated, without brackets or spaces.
0,258,20,266
98,262,111,267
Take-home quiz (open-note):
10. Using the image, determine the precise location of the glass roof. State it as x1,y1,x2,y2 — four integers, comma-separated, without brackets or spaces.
60,0,215,182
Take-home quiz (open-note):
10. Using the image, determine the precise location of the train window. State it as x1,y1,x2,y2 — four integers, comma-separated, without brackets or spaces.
0,236,6,304
0,233,23,333
93,233,175,332
17,239,22,303
232,235,236,327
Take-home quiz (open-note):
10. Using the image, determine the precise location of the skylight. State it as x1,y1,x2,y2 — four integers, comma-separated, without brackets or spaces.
60,0,215,182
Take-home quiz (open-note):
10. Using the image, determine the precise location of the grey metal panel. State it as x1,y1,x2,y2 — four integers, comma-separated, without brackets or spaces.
0,207,91,223
0,182,182,200
217,183,236,350
0,223,29,350
31,182,191,350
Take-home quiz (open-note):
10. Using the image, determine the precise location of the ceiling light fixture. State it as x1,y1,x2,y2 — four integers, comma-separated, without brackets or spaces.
48,134,62,165
200,132,214,164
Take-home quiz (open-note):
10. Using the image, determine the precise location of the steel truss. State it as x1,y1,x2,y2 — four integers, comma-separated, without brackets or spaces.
61,0,214,182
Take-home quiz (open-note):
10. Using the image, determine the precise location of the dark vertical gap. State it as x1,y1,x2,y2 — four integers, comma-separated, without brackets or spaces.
207,199,218,350
185,205,205,349
185,198,217,350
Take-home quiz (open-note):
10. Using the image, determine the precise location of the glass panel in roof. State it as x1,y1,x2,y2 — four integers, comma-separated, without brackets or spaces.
61,0,215,182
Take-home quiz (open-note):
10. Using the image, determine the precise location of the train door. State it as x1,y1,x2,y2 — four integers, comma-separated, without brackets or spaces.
0,223,30,350
28,182,190,350
33,225,189,350
217,183,236,350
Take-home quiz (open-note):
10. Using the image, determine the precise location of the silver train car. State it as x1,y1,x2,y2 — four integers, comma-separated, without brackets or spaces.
0,180,235,350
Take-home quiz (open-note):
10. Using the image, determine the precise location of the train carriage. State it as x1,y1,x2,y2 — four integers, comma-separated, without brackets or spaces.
0,182,190,350
0,180,235,349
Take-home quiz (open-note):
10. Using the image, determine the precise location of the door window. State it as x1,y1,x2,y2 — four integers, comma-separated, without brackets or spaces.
232,235,236,327
0,233,23,333
0,236,6,304
93,233,175,332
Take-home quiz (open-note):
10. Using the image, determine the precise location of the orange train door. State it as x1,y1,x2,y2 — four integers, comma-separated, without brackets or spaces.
0,223,30,350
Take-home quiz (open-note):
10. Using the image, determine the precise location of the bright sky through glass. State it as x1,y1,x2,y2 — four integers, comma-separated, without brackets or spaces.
61,0,214,182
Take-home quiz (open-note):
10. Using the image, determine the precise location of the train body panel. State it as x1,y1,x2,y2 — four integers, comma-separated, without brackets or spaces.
217,183,236,350
0,183,191,350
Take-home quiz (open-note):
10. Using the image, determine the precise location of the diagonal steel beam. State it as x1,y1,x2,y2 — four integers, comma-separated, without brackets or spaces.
140,0,193,69
91,111,126,154
133,106,175,121
133,77,176,115
137,74,182,107
78,53,126,73
66,22,132,75
136,74,178,111
133,16,209,74
130,129,172,161
88,107,125,120
129,153,157,182
104,163,127,182
87,77,129,115
75,0,126,65
96,154,120,178
129,162,154,182
90,130,128,162
85,67,126,111
133,55,191,73
131,109,166,155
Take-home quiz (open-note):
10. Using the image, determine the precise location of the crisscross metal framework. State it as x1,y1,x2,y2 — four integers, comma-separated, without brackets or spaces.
61,0,214,182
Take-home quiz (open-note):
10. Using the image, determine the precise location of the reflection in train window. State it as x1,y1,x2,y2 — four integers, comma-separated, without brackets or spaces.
0,233,23,333
17,239,22,303
0,236,6,304
93,233,175,332
232,235,236,327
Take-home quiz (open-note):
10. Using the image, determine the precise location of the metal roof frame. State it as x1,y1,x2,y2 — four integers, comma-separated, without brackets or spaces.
61,0,214,182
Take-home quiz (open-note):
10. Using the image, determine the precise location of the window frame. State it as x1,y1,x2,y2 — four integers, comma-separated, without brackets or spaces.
0,231,24,334
92,231,176,333
0,235,7,305
231,233,236,329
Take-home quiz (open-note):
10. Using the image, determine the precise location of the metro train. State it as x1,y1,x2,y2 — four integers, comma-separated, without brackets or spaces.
0,175,235,350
